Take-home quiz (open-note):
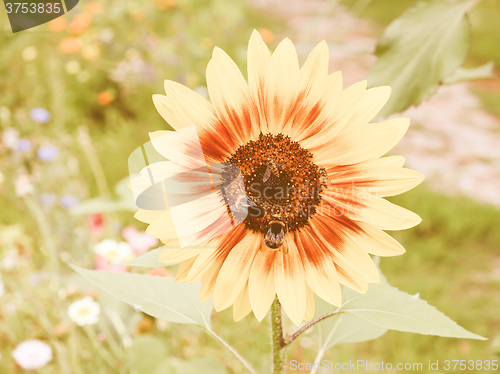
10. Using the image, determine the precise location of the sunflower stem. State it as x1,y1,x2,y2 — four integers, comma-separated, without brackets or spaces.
284,309,342,346
271,297,285,374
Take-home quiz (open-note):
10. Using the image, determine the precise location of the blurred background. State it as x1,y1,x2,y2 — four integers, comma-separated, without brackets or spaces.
0,0,499,372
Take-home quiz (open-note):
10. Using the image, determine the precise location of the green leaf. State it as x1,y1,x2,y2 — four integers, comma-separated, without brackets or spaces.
444,61,495,84
368,0,479,116
317,311,388,348
315,288,388,350
124,247,166,268
70,265,213,328
340,283,486,340
315,257,389,349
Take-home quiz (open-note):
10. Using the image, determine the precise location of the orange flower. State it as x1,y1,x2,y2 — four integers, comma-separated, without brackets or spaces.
97,91,114,106
132,11,146,22
68,13,92,35
258,28,274,44
59,37,81,54
154,0,177,10
49,17,67,32
84,1,103,15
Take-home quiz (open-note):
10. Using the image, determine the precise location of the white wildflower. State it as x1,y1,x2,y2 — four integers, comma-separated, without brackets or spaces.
12,340,53,370
94,239,133,264
14,174,35,197
67,296,101,326
2,127,19,149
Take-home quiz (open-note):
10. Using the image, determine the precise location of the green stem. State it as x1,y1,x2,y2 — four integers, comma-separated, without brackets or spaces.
271,298,285,374
206,329,257,374
25,195,60,279
284,309,341,346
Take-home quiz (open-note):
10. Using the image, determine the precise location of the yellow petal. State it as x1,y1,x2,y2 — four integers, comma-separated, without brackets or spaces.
294,231,342,306
187,225,246,283
297,77,363,146
356,222,406,256
274,238,306,326
233,283,252,321
326,163,425,197
248,247,277,321
213,232,261,311
158,244,206,265
299,41,329,90
149,128,207,169
347,86,391,127
145,211,177,241
206,48,257,145
175,257,197,282
303,285,316,321
306,216,379,286
263,38,300,133
322,186,422,230
134,209,165,224
281,45,333,138
362,155,406,168
152,80,215,131
247,30,271,133
313,117,410,166
200,259,224,301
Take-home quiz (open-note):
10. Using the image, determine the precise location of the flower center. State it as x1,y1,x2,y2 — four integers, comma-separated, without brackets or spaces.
222,133,325,248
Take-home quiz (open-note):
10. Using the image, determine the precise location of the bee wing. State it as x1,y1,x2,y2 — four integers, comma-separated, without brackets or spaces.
263,164,271,183
319,167,332,189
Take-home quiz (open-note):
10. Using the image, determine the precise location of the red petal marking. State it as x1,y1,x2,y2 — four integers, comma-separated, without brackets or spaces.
320,187,366,219
192,214,234,243
299,218,369,292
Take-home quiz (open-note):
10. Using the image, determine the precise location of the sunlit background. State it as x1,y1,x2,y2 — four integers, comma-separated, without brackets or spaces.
1,0,499,372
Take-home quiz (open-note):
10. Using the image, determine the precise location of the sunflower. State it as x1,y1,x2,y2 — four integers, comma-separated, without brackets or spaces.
132,30,424,325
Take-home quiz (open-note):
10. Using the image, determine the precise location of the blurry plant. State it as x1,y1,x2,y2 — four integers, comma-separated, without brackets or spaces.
0,273,5,297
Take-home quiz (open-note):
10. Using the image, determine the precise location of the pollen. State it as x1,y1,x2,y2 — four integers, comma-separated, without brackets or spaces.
221,133,324,235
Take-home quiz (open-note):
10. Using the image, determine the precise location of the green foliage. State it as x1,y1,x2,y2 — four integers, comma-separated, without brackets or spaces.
443,61,494,84
315,293,389,350
71,265,213,328
368,0,481,116
71,178,136,215
125,247,166,268
339,284,485,339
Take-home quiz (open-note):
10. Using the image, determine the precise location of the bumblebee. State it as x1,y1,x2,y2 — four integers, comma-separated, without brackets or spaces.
264,217,287,249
